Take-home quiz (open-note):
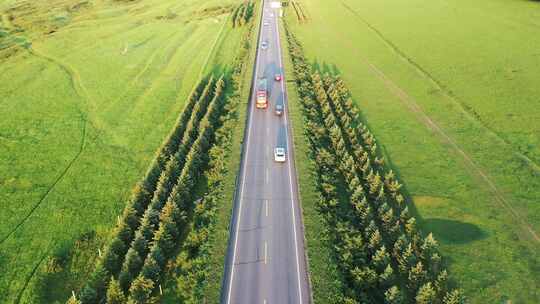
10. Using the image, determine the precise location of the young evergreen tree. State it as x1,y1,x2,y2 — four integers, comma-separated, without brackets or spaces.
122,206,140,232
443,290,465,304
131,232,148,257
124,248,143,276
87,262,109,298
119,248,143,291
415,282,437,304
408,261,428,292
379,264,395,288
153,224,176,256
128,276,154,304
141,256,161,282
79,286,97,304
350,266,377,292
384,286,404,304
107,278,127,304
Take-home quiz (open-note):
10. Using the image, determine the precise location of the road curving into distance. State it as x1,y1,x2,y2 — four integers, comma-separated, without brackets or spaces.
221,0,311,303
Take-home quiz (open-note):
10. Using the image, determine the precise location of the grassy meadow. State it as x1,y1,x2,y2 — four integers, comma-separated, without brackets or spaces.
285,0,540,302
0,0,244,302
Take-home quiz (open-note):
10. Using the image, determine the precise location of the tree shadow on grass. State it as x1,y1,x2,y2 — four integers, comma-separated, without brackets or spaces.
422,218,487,245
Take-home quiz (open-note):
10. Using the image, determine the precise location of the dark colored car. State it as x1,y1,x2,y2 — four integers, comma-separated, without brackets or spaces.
275,103,283,116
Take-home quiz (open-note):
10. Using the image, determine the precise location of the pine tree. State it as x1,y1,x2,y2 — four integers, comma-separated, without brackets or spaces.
384,286,404,304
421,233,439,260
415,282,437,304
372,246,390,270
119,248,143,291
141,256,161,282
435,269,449,297
119,270,133,294
129,184,150,215
379,264,395,288
408,261,427,292
161,199,182,227
153,224,176,255
131,232,148,257
128,276,154,304
107,278,127,304
124,249,143,276
443,289,465,304
87,262,109,298
79,285,97,304
405,218,417,239
102,250,121,276
350,266,377,292
139,209,159,242
368,229,382,251
121,206,139,232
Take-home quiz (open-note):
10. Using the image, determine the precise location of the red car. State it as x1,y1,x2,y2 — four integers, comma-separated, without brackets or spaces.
274,74,282,81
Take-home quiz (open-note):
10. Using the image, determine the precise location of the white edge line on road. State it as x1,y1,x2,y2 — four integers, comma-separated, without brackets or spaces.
225,2,265,302
265,199,269,217
274,9,304,304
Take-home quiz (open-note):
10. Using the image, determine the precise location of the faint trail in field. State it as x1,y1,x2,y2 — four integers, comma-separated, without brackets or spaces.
362,59,540,243
326,10,540,242
0,45,94,244
126,31,194,113
0,116,87,244
28,47,97,116
339,0,540,174
14,249,49,304
101,30,181,115
60,21,150,56
132,31,180,85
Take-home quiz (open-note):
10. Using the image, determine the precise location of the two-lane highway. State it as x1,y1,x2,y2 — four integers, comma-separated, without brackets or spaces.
222,1,310,303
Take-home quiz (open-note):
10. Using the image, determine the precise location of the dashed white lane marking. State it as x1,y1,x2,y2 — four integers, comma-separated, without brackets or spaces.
264,241,268,265
274,8,304,304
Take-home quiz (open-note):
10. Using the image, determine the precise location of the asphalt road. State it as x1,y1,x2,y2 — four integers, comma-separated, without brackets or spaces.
221,1,310,303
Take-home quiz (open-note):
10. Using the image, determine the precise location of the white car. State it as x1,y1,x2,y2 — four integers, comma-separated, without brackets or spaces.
274,147,286,162
263,20,269,26
261,41,268,50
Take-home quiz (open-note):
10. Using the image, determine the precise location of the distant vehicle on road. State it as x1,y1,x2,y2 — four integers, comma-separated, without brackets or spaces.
256,78,268,109
275,103,283,116
274,74,282,81
274,147,286,162
261,41,268,50
264,20,269,26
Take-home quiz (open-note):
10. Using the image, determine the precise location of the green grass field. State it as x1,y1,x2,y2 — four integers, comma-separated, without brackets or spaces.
0,0,244,302
285,0,540,302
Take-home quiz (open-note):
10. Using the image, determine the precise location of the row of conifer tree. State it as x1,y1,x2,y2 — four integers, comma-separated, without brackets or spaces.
69,74,228,304
231,1,254,28
284,22,465,304
171,6,258,301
